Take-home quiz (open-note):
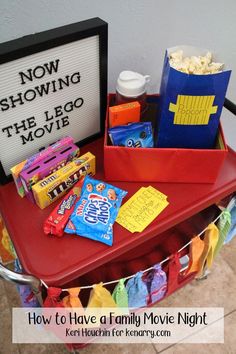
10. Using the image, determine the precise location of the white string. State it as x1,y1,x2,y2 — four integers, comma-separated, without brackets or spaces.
41,279,49,289
41,210,223,292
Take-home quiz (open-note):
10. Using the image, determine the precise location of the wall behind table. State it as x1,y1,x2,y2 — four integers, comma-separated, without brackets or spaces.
1,0,236,148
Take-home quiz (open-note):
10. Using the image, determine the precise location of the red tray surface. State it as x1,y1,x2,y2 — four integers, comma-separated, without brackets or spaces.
1,138,236,286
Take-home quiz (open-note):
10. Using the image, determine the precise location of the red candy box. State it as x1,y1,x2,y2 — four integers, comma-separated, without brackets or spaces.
44,178,84,237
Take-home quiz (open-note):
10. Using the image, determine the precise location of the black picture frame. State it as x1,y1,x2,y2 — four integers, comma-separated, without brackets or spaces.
0,17,108,184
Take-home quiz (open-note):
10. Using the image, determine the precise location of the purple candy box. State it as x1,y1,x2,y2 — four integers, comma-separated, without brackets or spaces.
20,143,80,202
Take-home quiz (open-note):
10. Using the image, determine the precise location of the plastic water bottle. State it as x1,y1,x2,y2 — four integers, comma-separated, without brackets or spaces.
116,71,150,115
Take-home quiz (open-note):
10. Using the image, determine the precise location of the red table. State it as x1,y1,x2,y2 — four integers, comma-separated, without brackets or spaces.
1,138,236,287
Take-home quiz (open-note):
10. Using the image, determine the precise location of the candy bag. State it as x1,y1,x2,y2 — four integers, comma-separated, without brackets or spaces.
215,210,231,254
126,272,148,308
112,278,129,308
108,122,153,148
185,236,205,275
62,287,83,308
225,211,236,244
43,287,64,308
43,287,74,350
87,283,117,308
197,223,219,277
0,216,16,264
224,197,236,244
65,176,127,246
146,264,167,304
14,259,40,308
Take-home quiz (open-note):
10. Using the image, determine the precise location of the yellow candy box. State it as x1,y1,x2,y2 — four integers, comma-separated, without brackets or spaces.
32,152,95,209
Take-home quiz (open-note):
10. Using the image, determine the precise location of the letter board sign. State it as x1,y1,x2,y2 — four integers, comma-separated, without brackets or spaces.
0,17,107,183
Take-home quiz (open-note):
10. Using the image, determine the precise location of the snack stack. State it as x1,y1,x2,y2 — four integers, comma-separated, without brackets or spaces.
10,136,74,197
20,142,80,202
32,152,95,209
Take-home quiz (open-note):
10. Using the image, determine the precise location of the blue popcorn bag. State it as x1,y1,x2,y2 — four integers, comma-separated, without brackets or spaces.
156,46,231,149
108,122,154,148
65,176,127,246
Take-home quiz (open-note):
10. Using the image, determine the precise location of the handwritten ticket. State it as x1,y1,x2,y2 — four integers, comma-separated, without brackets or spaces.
116,186,169,233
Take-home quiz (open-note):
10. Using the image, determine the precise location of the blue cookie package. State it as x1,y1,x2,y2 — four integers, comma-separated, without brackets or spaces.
108,122,154,148
65,176,127,246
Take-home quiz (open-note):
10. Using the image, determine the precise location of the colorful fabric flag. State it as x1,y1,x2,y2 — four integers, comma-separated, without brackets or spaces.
146,264,167,304
43,287,64,308
198,223,219,276
112,278,129,308
62,287,83,308
0,215,16,264
87,283,117,308
185,236,205,275
14,259,40,308
215,210,231,254
224,199,236,244
126,271,148,308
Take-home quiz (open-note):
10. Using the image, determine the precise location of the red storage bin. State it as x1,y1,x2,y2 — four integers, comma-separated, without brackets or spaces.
104,94,228,183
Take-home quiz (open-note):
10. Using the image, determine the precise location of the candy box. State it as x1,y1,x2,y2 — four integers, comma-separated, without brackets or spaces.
20,142,80,201
104,94,228,183
32,152,95,209
109,101,140,127
10,136,74,197
156,46,231,149
44,178,84,237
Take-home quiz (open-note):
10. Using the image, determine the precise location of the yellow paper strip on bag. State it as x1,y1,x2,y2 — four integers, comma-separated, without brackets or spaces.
116,186,169,233
169,95,218,125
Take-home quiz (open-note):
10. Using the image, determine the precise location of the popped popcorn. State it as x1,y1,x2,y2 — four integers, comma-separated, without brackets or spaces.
169,50,224,74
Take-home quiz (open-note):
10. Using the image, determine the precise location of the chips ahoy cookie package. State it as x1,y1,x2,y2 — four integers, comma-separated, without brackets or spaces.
65,176,127,246
156,45,231,149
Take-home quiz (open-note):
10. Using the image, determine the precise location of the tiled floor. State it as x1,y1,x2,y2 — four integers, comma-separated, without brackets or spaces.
0,237,235,354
